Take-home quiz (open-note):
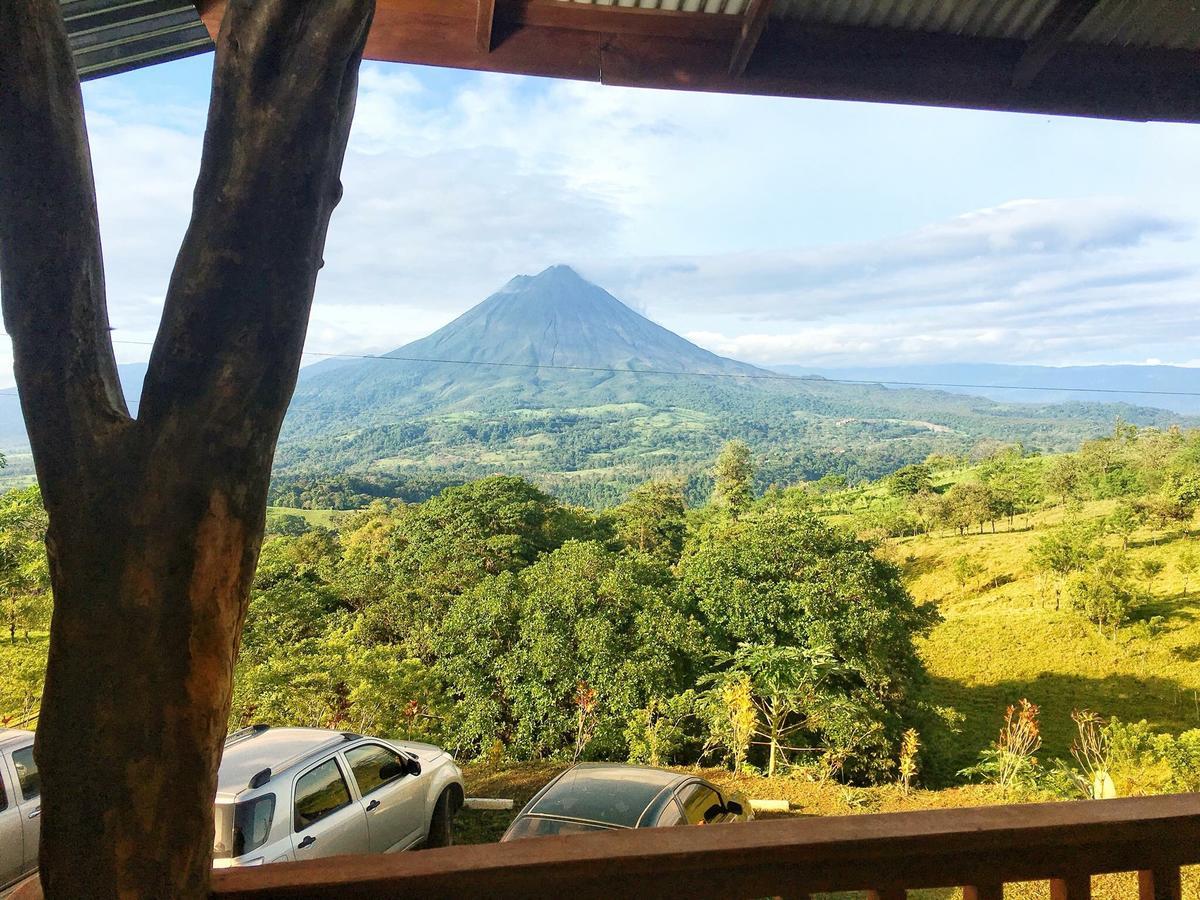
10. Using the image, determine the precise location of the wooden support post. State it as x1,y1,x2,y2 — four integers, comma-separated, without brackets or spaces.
0,0,374,897
1138,866,1183,900
1050,874,1092,900
964,885,1005,900
476,0,496,53
728,0,774,76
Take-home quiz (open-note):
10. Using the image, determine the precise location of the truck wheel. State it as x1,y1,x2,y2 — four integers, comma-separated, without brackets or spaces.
425,788,454,849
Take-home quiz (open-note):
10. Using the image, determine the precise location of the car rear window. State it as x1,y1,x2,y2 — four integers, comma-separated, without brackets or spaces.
213,794,277,860
530,768,674,827
505,816,612,840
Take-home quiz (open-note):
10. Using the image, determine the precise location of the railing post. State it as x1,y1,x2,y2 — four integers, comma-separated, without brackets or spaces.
1138,866,1183,900
1051,874,1092,899
964,885,1004,900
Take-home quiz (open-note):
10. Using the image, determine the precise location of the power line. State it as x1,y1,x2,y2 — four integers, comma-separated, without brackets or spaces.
0,340,1198,403
107,339,1200,401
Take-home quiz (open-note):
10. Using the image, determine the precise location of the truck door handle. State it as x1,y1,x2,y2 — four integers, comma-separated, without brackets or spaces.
28,807,40,819
366,800,380,812
297,835,316,850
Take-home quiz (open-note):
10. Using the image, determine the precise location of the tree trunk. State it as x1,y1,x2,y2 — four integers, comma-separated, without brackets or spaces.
0,1,373,897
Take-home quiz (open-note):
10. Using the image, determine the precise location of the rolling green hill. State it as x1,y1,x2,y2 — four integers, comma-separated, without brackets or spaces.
898,498,1200,781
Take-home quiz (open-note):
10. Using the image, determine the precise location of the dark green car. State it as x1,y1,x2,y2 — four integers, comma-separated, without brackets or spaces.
501,764,753,841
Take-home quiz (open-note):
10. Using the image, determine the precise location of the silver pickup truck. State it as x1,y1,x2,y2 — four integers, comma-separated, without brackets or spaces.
0,728,38,892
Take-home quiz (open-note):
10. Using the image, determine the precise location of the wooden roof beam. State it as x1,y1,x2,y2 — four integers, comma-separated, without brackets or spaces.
476,0,496,53
1012,0,1102,88
730,0,775,77
192,0,1200,124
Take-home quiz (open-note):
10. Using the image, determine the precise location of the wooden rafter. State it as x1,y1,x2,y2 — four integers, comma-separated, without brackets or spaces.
729,0,775,77
193,0,1200,123
476,0,495,53
1012,0,1102,88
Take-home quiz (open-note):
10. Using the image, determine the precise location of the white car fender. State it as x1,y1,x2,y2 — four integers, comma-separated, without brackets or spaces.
424,754,465,816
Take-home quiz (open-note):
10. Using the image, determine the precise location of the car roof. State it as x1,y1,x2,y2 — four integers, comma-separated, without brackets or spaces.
0,728,34,751
216,727,351,797
528,764,688,828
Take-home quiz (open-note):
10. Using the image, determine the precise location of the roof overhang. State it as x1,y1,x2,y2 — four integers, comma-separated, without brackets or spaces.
191,0,1200,123
63,0,213,80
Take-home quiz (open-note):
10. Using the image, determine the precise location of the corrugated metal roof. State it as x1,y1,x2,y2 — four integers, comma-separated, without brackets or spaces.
1074,0,1200,49
62,0,214,80
550,0,1200,49
774,0,1055,38
552,0,749,13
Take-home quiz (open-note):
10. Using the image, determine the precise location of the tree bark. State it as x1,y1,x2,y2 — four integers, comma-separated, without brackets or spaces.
0,0,373,897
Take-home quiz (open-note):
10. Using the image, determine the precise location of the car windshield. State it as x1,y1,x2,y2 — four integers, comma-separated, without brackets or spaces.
213,794,276,860
505,816,612,840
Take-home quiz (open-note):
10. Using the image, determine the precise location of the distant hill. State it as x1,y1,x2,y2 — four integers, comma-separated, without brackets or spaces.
271,267,1193,505
778,363,1200,415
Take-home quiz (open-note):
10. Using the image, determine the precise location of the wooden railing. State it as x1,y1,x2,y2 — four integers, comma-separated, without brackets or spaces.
209,793,1200,899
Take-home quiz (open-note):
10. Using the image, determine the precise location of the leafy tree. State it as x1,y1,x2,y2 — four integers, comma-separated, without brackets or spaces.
1177,547,1198,595
0,486,50,641
888,464,933,498
942,481,1000,535
1138,557,1165,598
812,473,848,495
611,480,686,562
705,673,756,774
433,540,699,760
704,643,854,777
908,489,945,536
952,554,984,600
624,690,701,767
711,440,754,513
1044,455,1082,506
266,512,311,537
350,477,595,654
678,504,938,780
232,630,449,744
1106,502,1144,551
1029,523,1097,609
1069,550,1136,637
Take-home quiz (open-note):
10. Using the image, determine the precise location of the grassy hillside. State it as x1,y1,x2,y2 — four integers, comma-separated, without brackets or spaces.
897,499,1200,780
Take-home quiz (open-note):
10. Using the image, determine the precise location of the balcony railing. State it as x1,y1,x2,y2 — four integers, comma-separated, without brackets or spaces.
9,794,1194,898
205,793,1200,899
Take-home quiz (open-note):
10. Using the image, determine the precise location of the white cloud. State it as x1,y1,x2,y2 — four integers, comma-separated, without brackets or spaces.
4,56,1197,388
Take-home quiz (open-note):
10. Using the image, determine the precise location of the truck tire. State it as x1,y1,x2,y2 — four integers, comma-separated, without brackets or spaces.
425,788,454,849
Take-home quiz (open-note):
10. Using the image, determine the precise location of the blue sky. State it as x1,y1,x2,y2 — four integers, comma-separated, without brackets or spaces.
8,50,1197,383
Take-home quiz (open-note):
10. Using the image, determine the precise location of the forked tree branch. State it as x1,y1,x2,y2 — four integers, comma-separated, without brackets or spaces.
0,0,130,503
140,0,375,455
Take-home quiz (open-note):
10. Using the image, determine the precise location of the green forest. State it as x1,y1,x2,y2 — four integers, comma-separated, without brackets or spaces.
5,422,1200,806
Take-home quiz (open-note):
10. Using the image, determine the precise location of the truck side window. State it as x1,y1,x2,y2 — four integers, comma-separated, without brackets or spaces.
11,746,38,801
294,758,351,832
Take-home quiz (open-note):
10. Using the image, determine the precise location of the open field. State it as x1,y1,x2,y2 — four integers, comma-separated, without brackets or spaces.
265,505,342,528
896,498,1200,781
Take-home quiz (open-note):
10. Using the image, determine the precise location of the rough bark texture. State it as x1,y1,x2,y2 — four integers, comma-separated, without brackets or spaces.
0,0,374,897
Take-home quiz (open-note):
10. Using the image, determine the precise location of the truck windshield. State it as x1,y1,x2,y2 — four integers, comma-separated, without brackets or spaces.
213,794,276,860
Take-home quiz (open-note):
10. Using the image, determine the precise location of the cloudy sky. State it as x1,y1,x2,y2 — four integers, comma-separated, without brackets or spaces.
6,51,1199,385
